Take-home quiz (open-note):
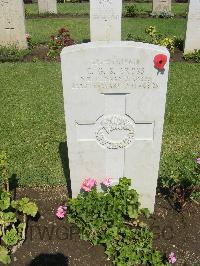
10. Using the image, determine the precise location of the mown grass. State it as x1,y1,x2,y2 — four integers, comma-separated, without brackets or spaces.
26,17,186,44
25,2,188,16
0,63,66,186
0,62,199,186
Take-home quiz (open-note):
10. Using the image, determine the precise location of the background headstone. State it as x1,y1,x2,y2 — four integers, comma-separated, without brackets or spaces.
90,0,122,41
61,42,170,212
152,0,171,14
0,0,27,49
38,0,57,14
184,0,200,53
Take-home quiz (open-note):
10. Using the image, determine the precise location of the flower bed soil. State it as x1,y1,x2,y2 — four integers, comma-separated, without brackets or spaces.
10,186,200,266
23,45,185,64
25,14,186,19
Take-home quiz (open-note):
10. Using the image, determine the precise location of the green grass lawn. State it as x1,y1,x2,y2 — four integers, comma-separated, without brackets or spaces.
25,2,188,16
26,17,186,44
0,62,199,186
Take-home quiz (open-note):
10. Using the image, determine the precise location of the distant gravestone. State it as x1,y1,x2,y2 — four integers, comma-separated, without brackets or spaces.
184,0,200,53
0,0,27,49
152,0,171,14
90,0,122,41
61,42,170,212
38,0,57,14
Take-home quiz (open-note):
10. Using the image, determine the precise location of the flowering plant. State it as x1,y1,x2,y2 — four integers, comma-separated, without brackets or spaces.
67,177,167,265
101,177,112,187
168,252,177,264
47,27,75,59
145,26,175,53
25,32,33,49
81,177,96,192
56,206,67,219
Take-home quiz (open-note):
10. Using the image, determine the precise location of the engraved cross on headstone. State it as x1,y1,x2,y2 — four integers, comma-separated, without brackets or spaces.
76,93,154,184
1,0,14,31
90,0,122,41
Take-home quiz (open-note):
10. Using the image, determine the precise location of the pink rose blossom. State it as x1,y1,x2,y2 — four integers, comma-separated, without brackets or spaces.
101,177,112,187
81,177,96,192
168,252,177,264
196,158,200,165
56,206,67,219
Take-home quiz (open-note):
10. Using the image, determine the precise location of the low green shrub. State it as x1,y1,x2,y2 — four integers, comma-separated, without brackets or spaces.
0,46,30,63
67,177,167,265
0,153,38,265
159,152,200,209
151,10,174,18
184,49,200,63
174,37,184,51
124,4,139,17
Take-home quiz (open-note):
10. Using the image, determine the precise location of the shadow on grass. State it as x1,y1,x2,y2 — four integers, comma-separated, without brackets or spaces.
9,173,19,199
59,142,72,198
29,253,69,266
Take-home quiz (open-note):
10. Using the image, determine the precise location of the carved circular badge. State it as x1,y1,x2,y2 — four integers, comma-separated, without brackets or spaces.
95,114,135,149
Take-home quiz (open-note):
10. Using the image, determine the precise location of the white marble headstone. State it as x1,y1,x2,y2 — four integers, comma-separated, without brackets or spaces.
0,0,27,49
38,0,57,14
184,0,200,53
90,0,122,41
61,42,170,212
152,0,171,14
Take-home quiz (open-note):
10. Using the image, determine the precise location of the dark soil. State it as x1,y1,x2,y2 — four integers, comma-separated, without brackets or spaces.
23,45,185,64
25,14,186,20
9,186,200,266
23,45,53,62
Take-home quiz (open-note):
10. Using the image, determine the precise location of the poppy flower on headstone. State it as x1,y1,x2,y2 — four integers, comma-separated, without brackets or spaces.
154,54,167,71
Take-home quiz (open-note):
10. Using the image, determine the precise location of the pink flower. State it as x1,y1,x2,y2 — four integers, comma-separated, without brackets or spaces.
25,33,30,39
81,177,96,192
168,252,177,264
101,177,112,187
196,158,200,165
56,206,67,219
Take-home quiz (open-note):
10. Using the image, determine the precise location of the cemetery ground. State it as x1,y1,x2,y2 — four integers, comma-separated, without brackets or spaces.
0,61,200,265
24,2,188,17
26,17,186,46
0,3,200,265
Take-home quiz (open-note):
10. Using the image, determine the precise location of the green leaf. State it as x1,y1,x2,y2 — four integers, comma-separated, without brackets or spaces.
141,208,150,218
12,197,38,217
127,205,138,219
0,211,17,227
0,246,11,265
2,227,20,246
0,192,11,211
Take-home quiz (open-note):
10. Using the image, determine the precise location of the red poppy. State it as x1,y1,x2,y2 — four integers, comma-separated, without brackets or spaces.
154,54,167,71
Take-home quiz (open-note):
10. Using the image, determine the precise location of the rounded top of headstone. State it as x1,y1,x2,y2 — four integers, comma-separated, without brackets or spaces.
61,41,170,57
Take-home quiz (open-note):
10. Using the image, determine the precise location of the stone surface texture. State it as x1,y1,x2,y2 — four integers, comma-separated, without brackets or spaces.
184,0,200,53
38,0,57,14
90,0,122,41
152,0,171,13
61,42,170,212
0,0,27,49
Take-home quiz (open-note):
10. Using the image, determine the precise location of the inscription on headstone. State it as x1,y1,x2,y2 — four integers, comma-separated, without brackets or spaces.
38,0,57,14
0,0,27,49
184,0,200,53
61,42,170,212
90,0,122,41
